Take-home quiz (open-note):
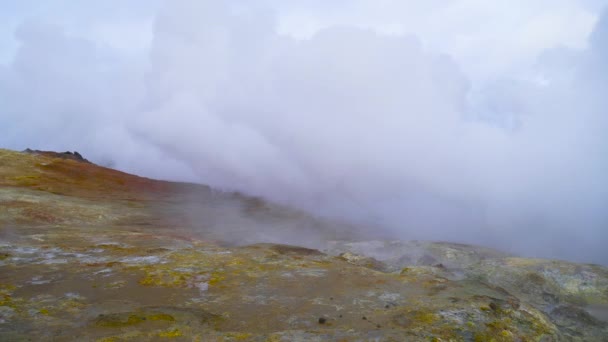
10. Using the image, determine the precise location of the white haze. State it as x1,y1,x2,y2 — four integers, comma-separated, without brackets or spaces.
0,1,607,264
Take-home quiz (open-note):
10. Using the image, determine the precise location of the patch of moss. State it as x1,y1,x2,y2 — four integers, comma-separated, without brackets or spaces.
58,298,87,313
0,285,25,312
208,272,225,286
0,284,16,291
158,328,182,338
0,294,11,306
516,309,554,337
96,314,146,328
138,269,192,288
474,323,515,342
148,313,175,321
265,335,282,342
412,311,438,324
400,267,412,275
9,175,40,186
96,337,120,342
473,304,557,342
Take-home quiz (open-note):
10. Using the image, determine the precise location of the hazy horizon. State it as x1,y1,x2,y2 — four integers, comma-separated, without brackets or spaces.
1,1,607,264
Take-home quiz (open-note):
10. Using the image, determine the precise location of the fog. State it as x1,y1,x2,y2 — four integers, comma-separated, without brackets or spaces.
1,1,607,264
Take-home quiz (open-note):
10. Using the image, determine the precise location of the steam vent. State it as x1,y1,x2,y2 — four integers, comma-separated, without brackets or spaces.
1,148,607,341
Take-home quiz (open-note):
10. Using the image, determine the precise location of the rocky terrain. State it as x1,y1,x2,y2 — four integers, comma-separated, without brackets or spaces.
0,148,607,341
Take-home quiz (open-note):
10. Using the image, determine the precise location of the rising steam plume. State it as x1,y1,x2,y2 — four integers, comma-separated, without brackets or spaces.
1,1,607,264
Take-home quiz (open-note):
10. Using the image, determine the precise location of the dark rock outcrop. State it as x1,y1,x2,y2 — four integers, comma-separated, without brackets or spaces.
23,148,90,163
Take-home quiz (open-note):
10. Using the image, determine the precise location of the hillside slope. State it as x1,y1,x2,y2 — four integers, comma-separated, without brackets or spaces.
0,148,607,341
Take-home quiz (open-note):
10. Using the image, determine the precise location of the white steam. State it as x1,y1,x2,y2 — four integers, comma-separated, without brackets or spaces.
1,1,607,263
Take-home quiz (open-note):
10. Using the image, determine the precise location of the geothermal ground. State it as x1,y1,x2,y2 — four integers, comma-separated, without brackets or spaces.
0,148,607,341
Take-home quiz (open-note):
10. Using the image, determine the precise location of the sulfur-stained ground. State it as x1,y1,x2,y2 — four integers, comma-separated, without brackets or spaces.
0,148,607,341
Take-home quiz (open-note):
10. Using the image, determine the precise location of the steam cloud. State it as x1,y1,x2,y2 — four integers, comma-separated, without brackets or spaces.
1,1,607,264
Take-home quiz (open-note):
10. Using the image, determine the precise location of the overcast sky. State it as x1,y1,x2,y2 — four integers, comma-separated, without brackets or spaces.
1,1,607,264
